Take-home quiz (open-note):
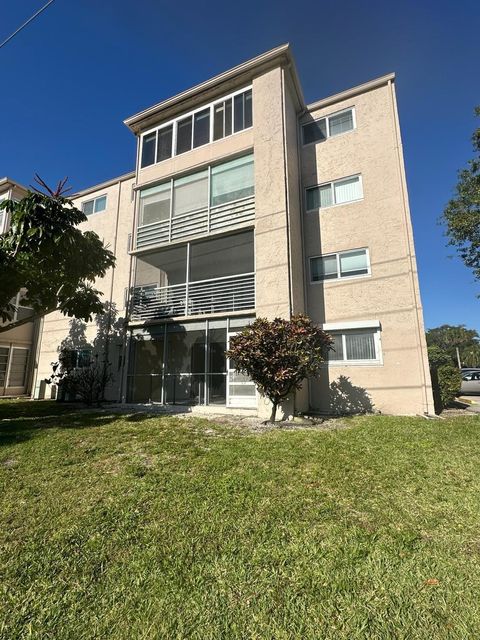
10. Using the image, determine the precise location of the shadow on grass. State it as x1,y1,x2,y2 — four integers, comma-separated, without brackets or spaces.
0,400,180,447
0,401,127,447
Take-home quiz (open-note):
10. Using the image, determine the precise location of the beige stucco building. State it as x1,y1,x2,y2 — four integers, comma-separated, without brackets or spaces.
3,44,434,415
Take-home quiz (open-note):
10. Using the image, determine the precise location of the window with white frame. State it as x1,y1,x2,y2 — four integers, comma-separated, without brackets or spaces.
306,175,362,211
0,346,30,389
82,194,107,215
327,326,382,364
310,248,370,282
140,87,253,168
302,108,355,145
138,153,254,228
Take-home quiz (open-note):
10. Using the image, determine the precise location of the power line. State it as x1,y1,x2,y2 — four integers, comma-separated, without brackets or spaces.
0,0,56,51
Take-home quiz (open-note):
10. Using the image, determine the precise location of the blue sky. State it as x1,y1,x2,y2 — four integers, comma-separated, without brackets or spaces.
1,0,478,331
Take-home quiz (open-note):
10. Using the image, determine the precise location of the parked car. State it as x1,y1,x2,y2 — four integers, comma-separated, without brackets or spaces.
460,369,480,395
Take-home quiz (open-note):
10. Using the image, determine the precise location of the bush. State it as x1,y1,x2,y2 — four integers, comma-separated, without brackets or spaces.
427,344,462,412
437,364,462,409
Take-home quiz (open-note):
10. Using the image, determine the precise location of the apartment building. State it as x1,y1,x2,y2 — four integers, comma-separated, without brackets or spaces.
10,44,433,415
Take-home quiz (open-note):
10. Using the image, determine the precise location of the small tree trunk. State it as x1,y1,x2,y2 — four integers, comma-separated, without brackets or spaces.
270,401,278,423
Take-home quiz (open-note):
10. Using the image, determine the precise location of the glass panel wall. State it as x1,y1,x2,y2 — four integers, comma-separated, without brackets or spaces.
127,318,253,406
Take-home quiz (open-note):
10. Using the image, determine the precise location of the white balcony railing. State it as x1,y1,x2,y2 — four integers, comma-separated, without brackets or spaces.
130,273,255,321
136,195,255,249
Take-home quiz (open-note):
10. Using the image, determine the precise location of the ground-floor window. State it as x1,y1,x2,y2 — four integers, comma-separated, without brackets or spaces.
0,345,30,395
127,317,256,408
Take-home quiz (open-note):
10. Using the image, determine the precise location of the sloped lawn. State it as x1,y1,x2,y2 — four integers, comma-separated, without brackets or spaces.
1,400,480,639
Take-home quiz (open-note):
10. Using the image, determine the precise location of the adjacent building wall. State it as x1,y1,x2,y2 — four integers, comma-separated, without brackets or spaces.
33,174,135,400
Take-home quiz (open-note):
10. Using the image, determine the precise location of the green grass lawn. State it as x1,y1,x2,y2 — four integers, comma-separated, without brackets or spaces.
1,401,480,639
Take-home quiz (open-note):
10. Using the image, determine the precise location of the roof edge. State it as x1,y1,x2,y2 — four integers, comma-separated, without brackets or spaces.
72,170,136,199
124,43,299,133
0,176,29,193
307,72,395,112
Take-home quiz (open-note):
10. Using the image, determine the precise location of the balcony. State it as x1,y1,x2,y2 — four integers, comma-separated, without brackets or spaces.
131,272,255,321
136,194,255,249
130,229,255,323
136,154,254,250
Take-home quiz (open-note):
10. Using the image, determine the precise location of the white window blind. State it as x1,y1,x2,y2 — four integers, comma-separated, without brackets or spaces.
310,249,369,282
211,155,254,206
0,347,8,386
345,332,376,360
334,177,362,204
328,329,379,363
329,110,354,136
8,348,29,387
173,171,208,217
140,184,171,225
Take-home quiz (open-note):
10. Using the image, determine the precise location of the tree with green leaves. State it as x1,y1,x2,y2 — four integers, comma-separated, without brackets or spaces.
426,324,480,367
442,106,480,283
0,177,115,334
226,314,333,422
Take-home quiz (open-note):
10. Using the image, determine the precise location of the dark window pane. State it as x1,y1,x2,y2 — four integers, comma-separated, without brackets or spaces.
329,334,344,360
193,109,210,148
225,98,232,136
166,328,205,374
157,125,173,162
234,93,245,132
213,103,224,140
244,90,252,128
207,374,226,405
141,132,156,167
176,116,192,155
303,119,327,145
208,328,227,374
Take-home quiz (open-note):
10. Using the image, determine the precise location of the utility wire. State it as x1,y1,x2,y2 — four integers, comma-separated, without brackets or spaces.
0,0,55,50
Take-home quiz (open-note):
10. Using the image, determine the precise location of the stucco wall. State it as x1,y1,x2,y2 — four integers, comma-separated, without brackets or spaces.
301,81,433,415
33,177,135,400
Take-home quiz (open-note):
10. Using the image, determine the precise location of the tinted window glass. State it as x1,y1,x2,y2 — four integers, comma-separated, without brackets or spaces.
193,109,210,148
157,125,173,162
141,132,156,167
176,116,192,154
303,119,327,144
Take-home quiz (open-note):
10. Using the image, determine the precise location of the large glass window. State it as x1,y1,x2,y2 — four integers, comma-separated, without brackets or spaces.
139,183,171,226
127,319,254,406
173,170,208,217
211,155,254,206
140,87,252,168
306,175,362,211
138,154,254,233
